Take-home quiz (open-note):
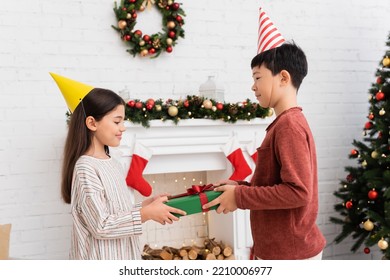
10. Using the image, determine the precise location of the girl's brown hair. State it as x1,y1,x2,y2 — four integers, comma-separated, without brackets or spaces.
61,88,125,204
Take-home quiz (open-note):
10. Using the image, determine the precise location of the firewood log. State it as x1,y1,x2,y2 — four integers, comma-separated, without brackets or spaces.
220,242,233,257
205,238,221,256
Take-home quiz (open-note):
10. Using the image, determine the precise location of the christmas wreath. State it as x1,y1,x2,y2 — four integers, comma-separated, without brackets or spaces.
112,0,185,58
124,95,272,128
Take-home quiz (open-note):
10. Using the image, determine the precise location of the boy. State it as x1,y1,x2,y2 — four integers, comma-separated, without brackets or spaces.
203,41,326,259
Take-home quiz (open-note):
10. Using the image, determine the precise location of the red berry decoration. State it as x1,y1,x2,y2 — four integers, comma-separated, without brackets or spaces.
376,91,385,101
345,200,353,209
364,247,370,254
368,189,378,200
127,100,135,107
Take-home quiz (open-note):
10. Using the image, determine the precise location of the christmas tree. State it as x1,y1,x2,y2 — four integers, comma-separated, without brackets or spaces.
330,33,390,259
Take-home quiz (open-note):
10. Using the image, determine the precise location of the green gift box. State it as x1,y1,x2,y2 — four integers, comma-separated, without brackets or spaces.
165,190,222,217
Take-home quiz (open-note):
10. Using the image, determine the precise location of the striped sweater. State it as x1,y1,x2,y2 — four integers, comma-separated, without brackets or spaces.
69,155,142,260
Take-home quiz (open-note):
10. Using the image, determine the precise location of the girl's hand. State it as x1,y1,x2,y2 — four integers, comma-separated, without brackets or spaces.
142,193,170,207
140,196,186,224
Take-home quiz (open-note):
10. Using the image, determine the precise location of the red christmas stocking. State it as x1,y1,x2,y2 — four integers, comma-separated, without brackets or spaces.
125,142,153,197
246,135,262,163
223,136,252,181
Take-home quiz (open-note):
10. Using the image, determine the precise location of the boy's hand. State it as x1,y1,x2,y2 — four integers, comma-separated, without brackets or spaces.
202,185,237,214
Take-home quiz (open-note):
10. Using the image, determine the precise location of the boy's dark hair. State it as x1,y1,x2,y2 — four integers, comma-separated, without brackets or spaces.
251,42,308,90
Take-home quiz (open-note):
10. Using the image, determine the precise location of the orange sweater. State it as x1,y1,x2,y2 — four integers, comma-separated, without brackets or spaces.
235,107,326,259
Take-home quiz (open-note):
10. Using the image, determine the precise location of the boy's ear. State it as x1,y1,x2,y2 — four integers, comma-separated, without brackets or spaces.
279,70,291,85
85,116,97,131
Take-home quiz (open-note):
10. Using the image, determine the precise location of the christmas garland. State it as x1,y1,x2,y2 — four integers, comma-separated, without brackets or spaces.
112,0,185,58
124,95,272,128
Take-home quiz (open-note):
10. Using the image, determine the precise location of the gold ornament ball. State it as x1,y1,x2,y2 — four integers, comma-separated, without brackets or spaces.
203,100,213,109
155,104,162,111
118,20,127,30
378,239,389,250
167,21,176,29
140,49,149,57
371,151,379,159
166,38,173,45
363,219,374,231
362,160,367,167
168,106,178,117
383,56,390,67
139,40,145,46
379,108,386,116
126,13,132,19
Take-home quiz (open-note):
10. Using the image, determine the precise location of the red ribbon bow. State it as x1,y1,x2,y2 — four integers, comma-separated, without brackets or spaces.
168,184,215,212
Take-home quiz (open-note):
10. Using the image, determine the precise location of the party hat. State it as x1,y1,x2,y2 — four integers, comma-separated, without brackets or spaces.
257,7,285,54
49,72,94,113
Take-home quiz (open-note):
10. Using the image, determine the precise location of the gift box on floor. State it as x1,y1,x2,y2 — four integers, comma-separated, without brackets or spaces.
165,185,222,217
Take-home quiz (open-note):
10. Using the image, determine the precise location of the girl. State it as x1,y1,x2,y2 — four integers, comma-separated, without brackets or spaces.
55,75,185,259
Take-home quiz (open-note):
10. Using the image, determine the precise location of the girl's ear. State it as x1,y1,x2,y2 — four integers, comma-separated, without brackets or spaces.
280,70,291,86
85,116,97,131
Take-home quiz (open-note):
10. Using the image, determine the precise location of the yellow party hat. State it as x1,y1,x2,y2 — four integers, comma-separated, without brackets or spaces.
49,72,94,113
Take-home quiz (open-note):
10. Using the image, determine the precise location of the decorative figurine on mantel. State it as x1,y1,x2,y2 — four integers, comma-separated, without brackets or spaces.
199,76,225,102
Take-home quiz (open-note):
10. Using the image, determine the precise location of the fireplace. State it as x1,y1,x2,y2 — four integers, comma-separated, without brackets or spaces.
113,118,270,260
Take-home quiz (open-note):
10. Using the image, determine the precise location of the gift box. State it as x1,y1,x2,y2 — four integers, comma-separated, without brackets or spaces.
165,185,222,217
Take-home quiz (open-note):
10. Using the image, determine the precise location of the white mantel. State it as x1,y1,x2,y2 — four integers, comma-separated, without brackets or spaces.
117,118,271,175
115,117,272,260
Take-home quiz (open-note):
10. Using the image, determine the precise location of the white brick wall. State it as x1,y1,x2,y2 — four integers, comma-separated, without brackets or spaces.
1,0,390,259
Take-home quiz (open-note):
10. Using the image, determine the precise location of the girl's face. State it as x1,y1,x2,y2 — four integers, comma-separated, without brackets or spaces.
251,64,277,108
93,104,126,148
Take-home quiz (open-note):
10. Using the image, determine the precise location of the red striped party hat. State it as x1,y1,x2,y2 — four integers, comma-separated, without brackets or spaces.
257,7,285,54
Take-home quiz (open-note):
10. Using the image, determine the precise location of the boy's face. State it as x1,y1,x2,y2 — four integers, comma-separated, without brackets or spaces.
251,64,276,108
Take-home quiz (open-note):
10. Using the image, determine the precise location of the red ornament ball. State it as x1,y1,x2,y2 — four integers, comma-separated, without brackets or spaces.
135,101,143,109
143,35,151,42
345,200,353,209
168,31,176,38
346,174,354,182
127,100,135,107
216,102,224,110
171,3,180,10
176,15,183,22
350,149,358,157
183,100,189,107
368,189,378,200
376,91,385,101
124,35,131,41
146,98,155,106
146,103,154,111
368,113,374,120
166,46,173,53
376,77,382,84
149,48,156,54
364,247,370,254
364,122,373,130
134,30,142,37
